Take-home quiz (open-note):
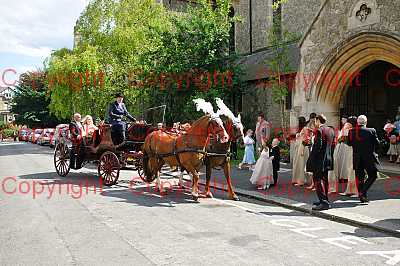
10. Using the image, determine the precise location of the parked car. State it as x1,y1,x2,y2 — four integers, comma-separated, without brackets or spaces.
48,131,55,148
37,128,55,146
18,129,31,142
31,129,43,144
51,124,71,148
28,132,33,142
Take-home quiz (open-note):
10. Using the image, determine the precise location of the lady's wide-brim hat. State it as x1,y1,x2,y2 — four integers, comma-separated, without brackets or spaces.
115,92,124,98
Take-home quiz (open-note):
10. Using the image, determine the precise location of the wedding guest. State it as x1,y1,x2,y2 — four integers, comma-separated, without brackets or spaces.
384,123,399,163
328,116,358,195
394,115,400,131
255,113,271,155
304,113,317,190
348,115,380,203
343,116,359,195
70,113,83,143
307,114,335,211
340,115,348,129
250,145,274,190
69,113,85,169
239,129,256,170
82,115,98,136
82,115,99,145
328,116,348,192
270,138,281,186
292,116,311,186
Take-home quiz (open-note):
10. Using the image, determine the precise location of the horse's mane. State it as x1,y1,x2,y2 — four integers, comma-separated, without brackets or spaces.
188,115,210,132
224,118,234,140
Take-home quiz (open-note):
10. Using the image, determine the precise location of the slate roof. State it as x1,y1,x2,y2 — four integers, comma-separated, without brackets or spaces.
235,42,301,81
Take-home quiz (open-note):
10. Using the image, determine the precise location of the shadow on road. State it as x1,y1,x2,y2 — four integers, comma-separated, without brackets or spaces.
0,142,54,157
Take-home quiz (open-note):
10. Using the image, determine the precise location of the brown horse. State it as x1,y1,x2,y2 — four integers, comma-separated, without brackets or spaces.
204,116,244,201
142,114,228,201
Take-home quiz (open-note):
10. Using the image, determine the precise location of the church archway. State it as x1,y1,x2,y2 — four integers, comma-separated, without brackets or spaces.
310,32,400,128
339,61,400,135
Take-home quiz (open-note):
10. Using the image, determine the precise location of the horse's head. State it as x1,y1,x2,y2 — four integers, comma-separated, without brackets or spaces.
225,114,244,141
208,114,229,143
193,98,229,143
215,98,244,141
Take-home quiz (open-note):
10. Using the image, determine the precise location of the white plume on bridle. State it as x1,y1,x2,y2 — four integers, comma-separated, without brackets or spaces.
215,98,242,125
193,98,219,119
193,98,229,143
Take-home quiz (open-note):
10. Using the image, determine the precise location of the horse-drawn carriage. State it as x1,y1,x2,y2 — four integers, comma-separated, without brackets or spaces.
53,122,155,186
54,99,244,201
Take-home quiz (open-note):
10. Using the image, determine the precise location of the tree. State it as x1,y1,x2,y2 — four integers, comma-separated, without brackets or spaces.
47,0,243,124
11,71,65,128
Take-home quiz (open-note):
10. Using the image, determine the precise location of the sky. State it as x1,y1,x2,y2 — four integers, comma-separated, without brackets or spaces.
0,0,89,87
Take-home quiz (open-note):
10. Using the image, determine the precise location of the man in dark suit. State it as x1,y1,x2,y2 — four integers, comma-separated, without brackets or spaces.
307,114,335,210
69,113,85,169
348,115,380,203
69,113,83,143
108,92,136,145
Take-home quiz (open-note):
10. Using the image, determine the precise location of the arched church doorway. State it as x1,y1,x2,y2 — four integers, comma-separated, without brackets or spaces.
340,61,400,137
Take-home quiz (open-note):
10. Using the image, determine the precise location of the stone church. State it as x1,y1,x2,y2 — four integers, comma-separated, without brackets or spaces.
232,0,400,133
159,0,400,133
76,0,400,132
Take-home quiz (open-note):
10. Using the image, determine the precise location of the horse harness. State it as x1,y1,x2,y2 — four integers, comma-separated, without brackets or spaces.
146,132,209,167
146,122,231,168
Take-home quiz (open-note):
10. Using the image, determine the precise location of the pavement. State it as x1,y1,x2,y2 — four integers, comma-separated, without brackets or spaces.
1,141,400,265
189,161,400,238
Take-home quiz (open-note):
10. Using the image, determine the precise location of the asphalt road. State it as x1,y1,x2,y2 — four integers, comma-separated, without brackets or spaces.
1,142,400,266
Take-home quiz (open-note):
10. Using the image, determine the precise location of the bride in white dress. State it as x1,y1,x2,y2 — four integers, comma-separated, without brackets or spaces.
250,146,274,189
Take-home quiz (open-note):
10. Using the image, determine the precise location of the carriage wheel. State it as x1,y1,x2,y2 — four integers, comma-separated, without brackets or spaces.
54,142,70,177
98,151,120,186
134,157,146,182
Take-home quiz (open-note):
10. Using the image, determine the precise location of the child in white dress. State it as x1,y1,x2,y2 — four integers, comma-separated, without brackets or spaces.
250,146,274,190
239,129,256,170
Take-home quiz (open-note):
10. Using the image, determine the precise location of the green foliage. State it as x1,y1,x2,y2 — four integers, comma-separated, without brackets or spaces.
46,45,111,119
11,71,65,128
1,128,17,138
46,0,243,124
272,0,289,11
0,121,7,131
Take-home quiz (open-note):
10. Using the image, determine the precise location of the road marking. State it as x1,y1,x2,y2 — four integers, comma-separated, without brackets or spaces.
292,203,307,207
270,219,308,228
211,198,398,265
289,227,325,238
321,236,372,250
357,250,400,265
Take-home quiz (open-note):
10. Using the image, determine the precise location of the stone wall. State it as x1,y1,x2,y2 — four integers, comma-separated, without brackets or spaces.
233,0,251,54
251,0,272,51
281,0,323,36
241,81,290,134
292,0,400,128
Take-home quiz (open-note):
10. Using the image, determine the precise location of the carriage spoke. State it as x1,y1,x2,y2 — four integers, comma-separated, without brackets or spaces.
98,151,120,186
59,162,65,175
